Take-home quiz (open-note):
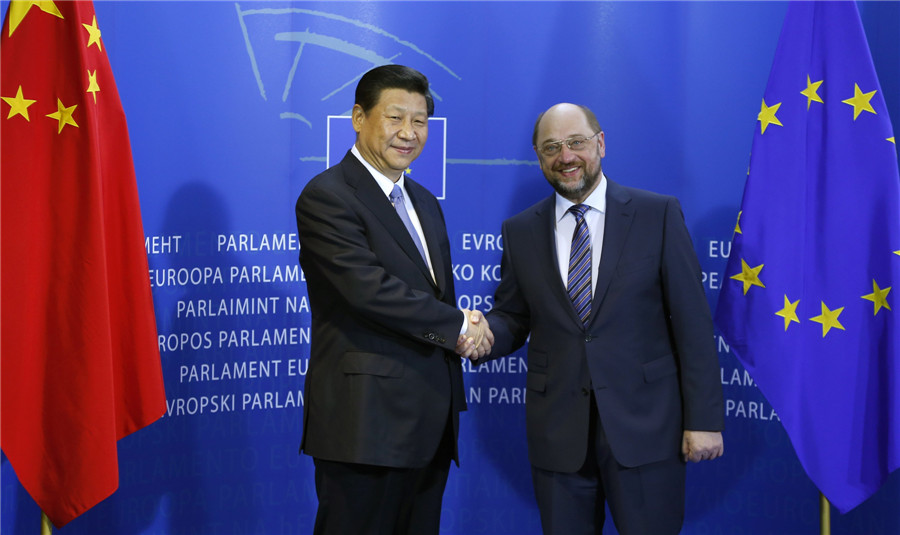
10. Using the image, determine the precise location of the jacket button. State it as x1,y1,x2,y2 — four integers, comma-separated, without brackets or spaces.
584,335,592,342
581,388,590,396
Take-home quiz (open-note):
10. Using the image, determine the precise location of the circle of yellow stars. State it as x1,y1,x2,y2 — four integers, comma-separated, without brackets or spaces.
736,71,897,337
731,259,893,338
756,73,894,145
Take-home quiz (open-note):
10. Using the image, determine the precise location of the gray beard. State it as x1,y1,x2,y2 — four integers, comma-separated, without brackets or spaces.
549,165,601,202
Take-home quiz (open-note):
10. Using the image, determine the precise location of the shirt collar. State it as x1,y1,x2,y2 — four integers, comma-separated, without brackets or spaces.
351,144,406,198
555,173,608,223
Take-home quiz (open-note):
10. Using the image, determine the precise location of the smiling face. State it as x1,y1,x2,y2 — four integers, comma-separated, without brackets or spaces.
534,103,606,203
353,88,429,182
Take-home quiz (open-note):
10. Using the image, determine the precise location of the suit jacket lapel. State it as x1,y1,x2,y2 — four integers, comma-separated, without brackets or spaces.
590,178,634,322
405,180,446,295
342,153,436,288
532,196,586,326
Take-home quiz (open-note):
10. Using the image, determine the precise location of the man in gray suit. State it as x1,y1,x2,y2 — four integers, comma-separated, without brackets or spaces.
478,102,724,535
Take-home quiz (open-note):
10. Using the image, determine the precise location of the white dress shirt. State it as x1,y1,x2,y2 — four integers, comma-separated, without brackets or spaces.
554,174,608,296
351,145,435,279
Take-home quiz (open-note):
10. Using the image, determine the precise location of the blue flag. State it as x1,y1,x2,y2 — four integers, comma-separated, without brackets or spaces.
715,1,899,513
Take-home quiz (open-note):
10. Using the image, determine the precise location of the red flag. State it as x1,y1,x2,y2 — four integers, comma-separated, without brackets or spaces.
1,1,166,527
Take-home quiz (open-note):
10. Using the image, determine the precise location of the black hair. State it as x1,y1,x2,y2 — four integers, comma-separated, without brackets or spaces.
355,65,434,117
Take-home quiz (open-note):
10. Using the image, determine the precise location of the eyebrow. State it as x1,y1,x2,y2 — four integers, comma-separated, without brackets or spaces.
541,134,589,143
385,104,427,116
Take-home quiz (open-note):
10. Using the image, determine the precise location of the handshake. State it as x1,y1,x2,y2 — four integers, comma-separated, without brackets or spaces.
456,309,494,361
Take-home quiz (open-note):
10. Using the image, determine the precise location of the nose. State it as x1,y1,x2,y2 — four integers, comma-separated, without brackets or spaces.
557,144,578,162
398,118,415,140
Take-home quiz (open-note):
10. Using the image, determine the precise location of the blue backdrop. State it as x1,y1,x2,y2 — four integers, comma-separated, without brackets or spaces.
2,2,899,534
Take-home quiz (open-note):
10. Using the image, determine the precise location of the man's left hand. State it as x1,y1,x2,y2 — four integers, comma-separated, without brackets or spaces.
682,430,724,463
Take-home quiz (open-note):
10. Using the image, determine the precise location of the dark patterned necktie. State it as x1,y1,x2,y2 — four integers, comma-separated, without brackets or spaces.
567,204,592,325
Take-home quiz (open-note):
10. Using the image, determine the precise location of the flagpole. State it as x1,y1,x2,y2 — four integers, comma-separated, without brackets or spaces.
820,493,831,535
40,512,52,535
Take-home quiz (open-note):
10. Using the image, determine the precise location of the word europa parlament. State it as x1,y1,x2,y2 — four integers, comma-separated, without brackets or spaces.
149,265,302,287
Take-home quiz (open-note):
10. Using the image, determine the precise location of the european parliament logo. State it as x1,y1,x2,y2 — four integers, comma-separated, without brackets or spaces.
236,3,458,198
235,4,460,111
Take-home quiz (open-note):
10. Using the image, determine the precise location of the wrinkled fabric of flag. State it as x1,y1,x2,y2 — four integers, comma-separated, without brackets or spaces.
715,0,899,514
1,0,166,527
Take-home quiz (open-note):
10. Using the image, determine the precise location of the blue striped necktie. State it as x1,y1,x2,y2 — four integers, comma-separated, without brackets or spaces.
567,204,592,326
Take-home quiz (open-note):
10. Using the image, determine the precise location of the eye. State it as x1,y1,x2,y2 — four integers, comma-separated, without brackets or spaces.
541,143,562,155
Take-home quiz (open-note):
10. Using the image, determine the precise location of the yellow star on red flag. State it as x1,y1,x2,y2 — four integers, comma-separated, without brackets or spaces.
7,1,63,37
87,70,100,103
82,15,102,51
46,98,78,133
1,85,37,120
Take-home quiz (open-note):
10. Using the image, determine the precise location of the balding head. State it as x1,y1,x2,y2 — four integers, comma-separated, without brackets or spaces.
531,103,606,203
532,103,602,147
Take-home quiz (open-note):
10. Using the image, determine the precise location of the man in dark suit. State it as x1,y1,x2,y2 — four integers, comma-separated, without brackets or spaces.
295,65,490,534
480,103,724,534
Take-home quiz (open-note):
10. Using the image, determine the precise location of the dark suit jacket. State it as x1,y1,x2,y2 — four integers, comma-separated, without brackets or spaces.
295,151,466,469
486,178,724,471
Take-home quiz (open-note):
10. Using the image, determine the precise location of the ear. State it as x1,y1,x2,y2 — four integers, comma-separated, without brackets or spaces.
597,131,606,158
351,104,365,133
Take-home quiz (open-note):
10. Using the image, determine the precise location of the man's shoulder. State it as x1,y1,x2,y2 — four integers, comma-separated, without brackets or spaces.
504,195,553,229
300,153,360,196
622,185,674,202
608,178,679,210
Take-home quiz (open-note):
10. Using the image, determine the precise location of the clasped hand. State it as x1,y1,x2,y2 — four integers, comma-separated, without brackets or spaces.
455,309,494,361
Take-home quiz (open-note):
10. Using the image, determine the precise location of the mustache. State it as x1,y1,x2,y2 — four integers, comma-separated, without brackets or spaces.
553,163,583,171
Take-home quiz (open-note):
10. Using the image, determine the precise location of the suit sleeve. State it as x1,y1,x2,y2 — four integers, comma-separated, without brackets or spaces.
660,198,725,431
484,220,532,359
296,181,463,351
